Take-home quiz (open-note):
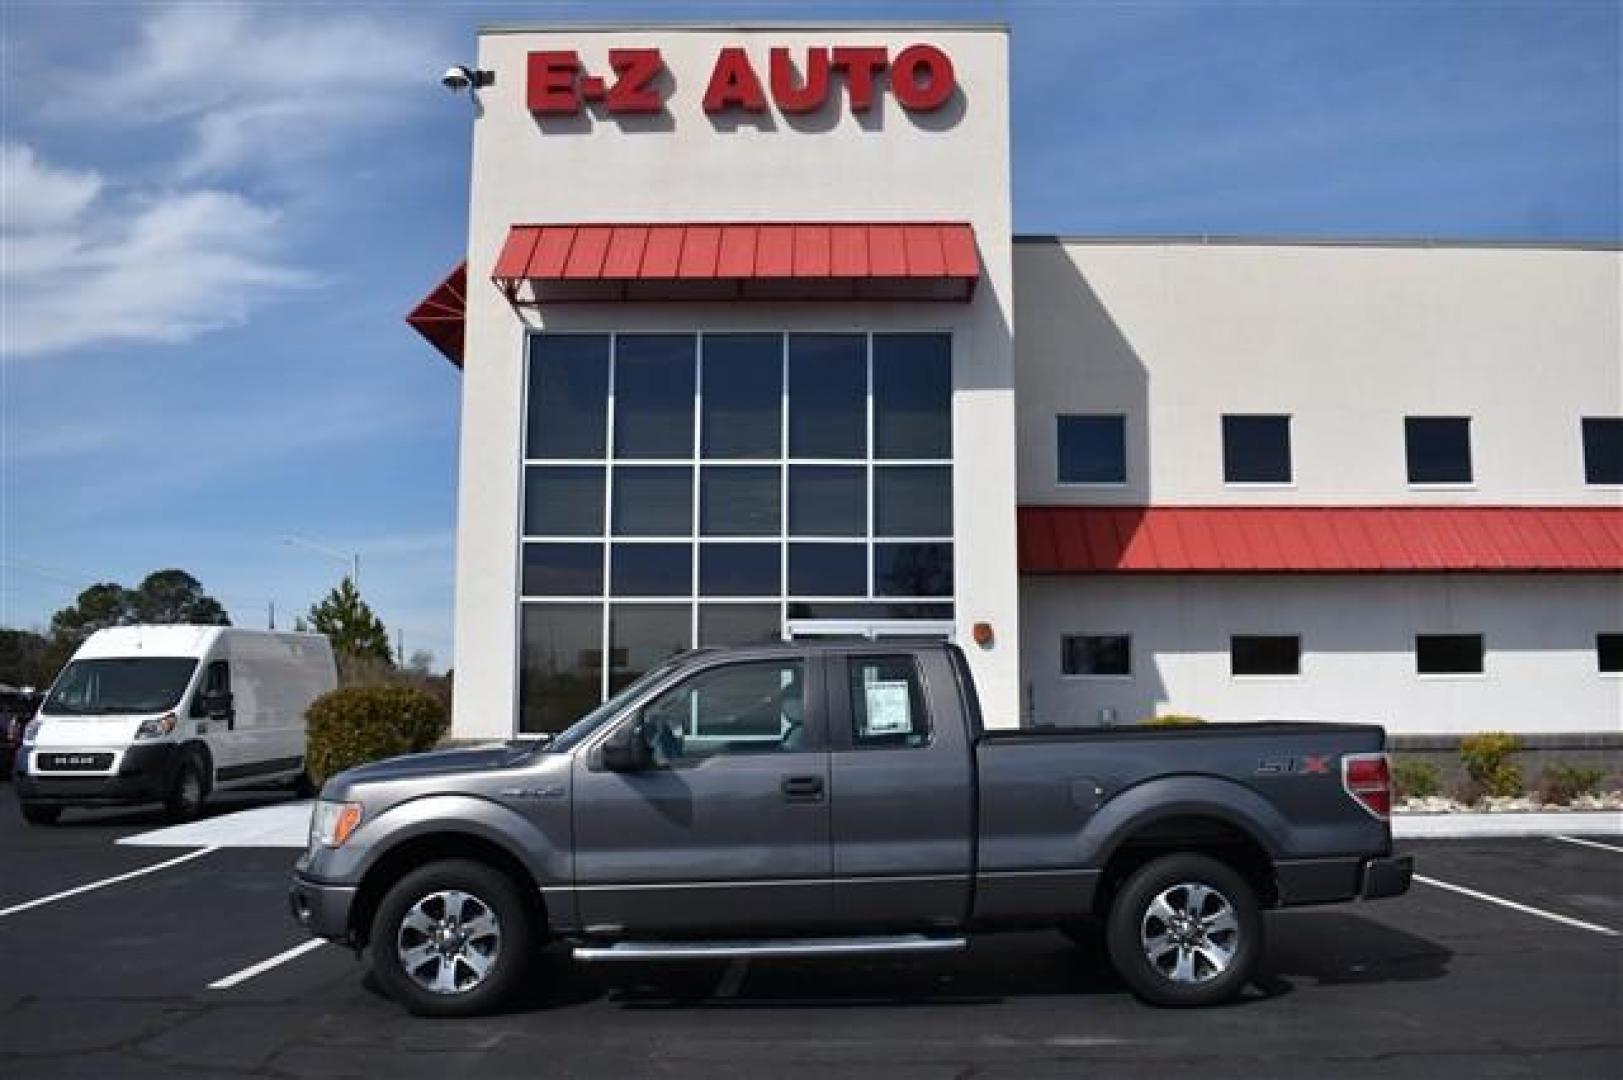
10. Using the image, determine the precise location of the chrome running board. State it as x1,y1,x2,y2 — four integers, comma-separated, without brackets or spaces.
573,934,967,962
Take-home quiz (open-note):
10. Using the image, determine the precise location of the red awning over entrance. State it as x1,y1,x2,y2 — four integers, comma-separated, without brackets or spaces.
406,263,466,367
491,222,980,303
1018,506,1623,574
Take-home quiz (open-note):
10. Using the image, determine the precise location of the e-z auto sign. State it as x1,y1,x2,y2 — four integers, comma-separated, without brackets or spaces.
527,44,957,117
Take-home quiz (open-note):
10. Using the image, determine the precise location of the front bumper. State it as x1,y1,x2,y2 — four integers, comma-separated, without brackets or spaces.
289,872,359,943
1360,853,1414,900
14,743,183,806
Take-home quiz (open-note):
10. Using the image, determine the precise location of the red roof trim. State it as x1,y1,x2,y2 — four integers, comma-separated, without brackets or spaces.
405,262,466,368
1019,506,1623,574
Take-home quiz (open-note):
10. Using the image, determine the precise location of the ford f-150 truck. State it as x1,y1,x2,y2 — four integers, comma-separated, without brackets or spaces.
290,641,1411,1016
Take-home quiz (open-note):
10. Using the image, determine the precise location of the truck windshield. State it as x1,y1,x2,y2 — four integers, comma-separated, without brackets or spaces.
44,658,199,716
544,660,684,753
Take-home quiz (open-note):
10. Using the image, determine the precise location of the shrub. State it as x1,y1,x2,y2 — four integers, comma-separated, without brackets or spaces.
1536,763,1607,806
306,685,449,784
1142,714,1205,727
1459,732,1522,798
1392,758,1442,799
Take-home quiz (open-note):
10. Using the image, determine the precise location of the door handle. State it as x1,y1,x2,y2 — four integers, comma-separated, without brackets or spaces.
781,775,825,801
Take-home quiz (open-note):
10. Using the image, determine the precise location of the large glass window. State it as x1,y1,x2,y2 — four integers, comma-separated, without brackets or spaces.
789,543,866,597
873,333,951,458
789,466,865,536
699,544,780,596
522,544,603,597
875,466,952,537
701,467,780,536
524,466,603,536
519,605,603,733
611,544,690,597
699,604,783,647
789,334,865,458
526,335,609,458
609,604,691,694
612,466,691,536
702,334,781,458
614,335,695,458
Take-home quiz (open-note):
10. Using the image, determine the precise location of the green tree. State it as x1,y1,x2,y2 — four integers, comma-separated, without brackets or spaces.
304,577,392,665
0,629,68,690
131,570,231,626
48,582,136,643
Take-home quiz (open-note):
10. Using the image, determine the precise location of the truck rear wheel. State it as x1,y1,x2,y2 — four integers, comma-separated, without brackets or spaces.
369,859,534,1017
1104,853,1261,1007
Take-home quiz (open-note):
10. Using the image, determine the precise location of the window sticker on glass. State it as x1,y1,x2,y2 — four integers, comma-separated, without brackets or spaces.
863,680,914,736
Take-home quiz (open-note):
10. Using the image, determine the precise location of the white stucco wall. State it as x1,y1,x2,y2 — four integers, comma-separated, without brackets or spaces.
1020,574,1623,735
453,25,1019,737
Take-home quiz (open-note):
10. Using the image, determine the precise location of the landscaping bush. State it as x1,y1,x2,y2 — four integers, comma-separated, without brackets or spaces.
1536,763,1606,806
306,685,449,784
1141,714,1205,727
1392,758,1442,799
1459,732,1522,798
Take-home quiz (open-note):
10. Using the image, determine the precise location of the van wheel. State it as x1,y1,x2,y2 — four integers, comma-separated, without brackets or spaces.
1104,853,1261,1007
370,859,533,1017
163,754,207,822
20,802,61,825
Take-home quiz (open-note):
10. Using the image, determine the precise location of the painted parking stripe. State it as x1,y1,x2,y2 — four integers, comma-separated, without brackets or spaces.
208,938,327,990
1414,873,1620,937
1552,835,1623,855
0,846,218,919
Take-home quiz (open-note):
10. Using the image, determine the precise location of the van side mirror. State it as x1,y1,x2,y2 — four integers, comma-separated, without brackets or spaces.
601,719,655,772
200,690,234,719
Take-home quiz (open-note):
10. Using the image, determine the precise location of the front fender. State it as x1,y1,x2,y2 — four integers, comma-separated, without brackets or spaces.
1079,774,1292,867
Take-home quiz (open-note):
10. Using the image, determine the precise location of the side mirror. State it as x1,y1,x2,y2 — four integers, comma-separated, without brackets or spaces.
200,690,234,718
600,719,655,772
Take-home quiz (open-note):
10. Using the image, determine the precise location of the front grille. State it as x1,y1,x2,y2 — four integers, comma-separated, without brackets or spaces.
36,752,115,772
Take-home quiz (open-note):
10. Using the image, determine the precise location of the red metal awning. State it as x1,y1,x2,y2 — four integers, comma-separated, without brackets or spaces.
406,263,466,367
1018,506,1623,574
492,222,980,303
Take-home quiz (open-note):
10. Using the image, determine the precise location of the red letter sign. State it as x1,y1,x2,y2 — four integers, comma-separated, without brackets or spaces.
606,48,665,113
769,47,830,113
703,47,768,112
891,44,955,111
830,46,889,112
528,50,583,114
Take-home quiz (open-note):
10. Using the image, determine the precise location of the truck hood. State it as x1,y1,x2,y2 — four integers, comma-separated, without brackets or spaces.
331,742,540,787
33,713,156,748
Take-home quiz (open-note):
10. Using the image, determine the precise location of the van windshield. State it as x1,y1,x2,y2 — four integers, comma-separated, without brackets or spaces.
44,658,199,716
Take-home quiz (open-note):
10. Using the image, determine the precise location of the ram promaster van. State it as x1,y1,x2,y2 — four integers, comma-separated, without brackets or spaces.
14,626,336,825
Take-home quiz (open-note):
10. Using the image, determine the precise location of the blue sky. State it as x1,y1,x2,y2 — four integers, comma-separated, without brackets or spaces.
2,1,1618,671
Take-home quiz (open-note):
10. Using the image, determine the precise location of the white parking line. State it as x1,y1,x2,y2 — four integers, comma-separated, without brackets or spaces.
1552,835,1623,855
208,938,327,990
0,846,219,919
1414,873,1620,937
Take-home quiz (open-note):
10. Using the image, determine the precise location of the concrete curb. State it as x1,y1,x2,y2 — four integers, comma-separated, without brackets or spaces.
1393,811,1623,839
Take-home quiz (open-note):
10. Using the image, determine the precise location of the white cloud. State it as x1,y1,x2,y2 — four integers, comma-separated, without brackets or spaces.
1,143,103,229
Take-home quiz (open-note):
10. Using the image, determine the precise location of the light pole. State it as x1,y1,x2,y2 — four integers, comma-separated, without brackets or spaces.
284,536,360,587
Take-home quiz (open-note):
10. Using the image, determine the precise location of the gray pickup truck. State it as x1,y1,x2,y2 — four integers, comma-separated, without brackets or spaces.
290,641,1411,1015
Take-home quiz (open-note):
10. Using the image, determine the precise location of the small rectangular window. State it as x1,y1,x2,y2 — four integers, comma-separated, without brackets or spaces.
1415,634,1484,675
701,334,781,459
1057,415,1126,484
788,544,865,597
1582,418,1623,485
613,335,696,459
1596,633,1622,674
526,335,609,459
610,544,691,597
874,466,952,537
612,466,692,536
789,466,865,536
874,543,953,597
698,604,782,647
1231,635,1300,677
1222,415,1292,484
522,543,603,597
847,655,930,748
873,333,952,459
1062,634,1131,677
1406,417,1473,484
789,335,866,459
700,466,780,536
699,544,780,597
524,466,604,537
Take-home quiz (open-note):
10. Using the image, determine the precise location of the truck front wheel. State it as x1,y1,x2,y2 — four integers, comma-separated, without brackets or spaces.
369,859,534,1017
1104,853,1262,1007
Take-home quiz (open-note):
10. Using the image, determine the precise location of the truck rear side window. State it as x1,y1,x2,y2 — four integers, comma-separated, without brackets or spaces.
847,656,929,749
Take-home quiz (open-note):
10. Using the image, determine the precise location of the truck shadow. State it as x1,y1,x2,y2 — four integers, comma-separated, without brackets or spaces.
498,912,1450,1014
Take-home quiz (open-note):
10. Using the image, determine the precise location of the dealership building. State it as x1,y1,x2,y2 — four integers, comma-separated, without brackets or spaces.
407,24,1623,745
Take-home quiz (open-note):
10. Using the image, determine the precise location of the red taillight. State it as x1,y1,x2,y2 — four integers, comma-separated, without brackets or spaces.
1342,753,1392,820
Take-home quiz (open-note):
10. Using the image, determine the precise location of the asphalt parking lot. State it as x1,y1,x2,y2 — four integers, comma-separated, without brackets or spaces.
0,783,1617,1080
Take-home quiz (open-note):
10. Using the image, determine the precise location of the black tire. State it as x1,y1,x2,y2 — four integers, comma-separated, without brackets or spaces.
1104,853,1262,1007
163,753,208,823
369,859,534,1017
20,802,61,826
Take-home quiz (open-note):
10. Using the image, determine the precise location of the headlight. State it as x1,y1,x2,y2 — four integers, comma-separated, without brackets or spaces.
309,800,365,849
134,713,178,740
21,716,42,744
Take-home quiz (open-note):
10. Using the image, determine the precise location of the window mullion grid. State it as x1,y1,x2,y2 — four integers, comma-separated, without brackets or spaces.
779,333,790,641
865,332,875,600
691,333,703,647
599,332,617,703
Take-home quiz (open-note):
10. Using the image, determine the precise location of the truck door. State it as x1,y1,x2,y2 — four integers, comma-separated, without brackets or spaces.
827,649,975,929
191,658,246,777
570,655,834,935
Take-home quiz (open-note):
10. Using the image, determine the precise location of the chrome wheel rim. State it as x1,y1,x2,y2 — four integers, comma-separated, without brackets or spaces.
1140,882,1239,985
396,890,502,995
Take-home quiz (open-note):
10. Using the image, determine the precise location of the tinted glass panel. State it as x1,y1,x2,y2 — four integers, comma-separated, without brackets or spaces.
701,466,780,536
1406,418,1472,484
847,655,930,748
609,604,690,693
874,466,952,537
1063,635,1131,677
874,543,953,597
526,335,609,458
612,466,692,536
873,333,951,459
788,544,866,597
45,658,198,716
519,604,603,733
614,335,695,458
789,466,865,536
702,334,782,458
1223,415,1292,484
522,543,603,596
1416,634,1483,674
640,660,805,758
788,335,865,458
1583,418,1623,485
1057,415,1126,484
787,602,954,620
524,466,604,537
1231,635,1300,676
699,604,782,646
1598,633,1623,673
611,544,691,597
699,543,780,596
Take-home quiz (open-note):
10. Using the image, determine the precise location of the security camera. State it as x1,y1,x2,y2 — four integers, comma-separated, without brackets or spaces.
441,65,474,92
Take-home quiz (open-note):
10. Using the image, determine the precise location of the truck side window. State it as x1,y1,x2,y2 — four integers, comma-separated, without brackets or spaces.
847,656,929,749
639,660,806,762
191,660,230,717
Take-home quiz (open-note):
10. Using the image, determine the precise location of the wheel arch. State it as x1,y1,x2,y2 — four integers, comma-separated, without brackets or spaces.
348,829,548,948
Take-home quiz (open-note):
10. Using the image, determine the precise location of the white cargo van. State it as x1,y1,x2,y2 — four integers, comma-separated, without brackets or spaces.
14,626,336,825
